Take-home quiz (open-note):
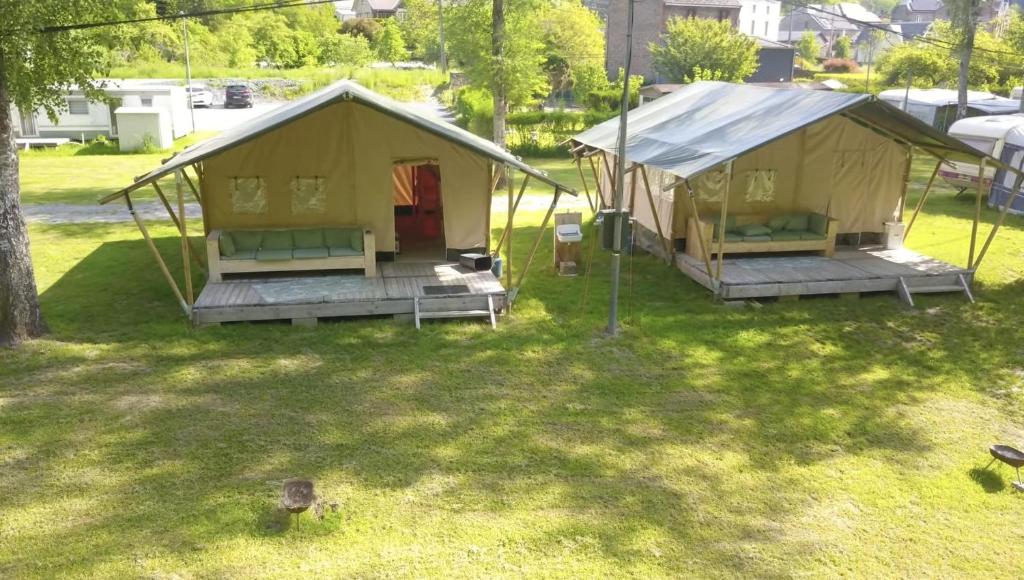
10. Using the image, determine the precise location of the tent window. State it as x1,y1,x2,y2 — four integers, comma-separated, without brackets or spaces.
744,170,776,202
290,176,326,214
231,177,267,214
695,169,727,201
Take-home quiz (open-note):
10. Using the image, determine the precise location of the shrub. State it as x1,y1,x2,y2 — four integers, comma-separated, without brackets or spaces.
823,58,860,73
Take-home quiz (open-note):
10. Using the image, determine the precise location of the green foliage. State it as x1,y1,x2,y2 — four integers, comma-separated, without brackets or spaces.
798,31,821,63
453,86,495,135
823,58,860,73
876,42,954,86
373,19,409,64
504,109,615,156
540,2,606,102
584,68,643,112
650,17,760,83
834,35,853,59
341,18,382,42
138,133,160,154
400,0,442,62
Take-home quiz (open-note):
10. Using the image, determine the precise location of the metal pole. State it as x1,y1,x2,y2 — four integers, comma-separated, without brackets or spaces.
182,15,195,133
607,0,635,336
437,0,447,74
902,69,913,112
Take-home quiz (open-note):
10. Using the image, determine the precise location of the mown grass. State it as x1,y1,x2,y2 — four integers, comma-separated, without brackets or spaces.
3,155,1024,577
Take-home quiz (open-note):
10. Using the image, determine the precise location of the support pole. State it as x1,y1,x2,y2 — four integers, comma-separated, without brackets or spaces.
176,170,194,306
715,162,733,284
639,165,673,261
588,155,604,209
904,157,943,240
182,169,202,205
128,194,189,316
153,182,206,271
514,188,562,289
683,179,715,283
494,173,531,253
506,166,513,301
969,158,987,269
574,157,597,213
974,172,1024,272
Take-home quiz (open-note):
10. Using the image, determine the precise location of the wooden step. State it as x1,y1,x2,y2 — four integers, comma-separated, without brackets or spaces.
414,295,497,329
417,309,492,319
897,274,975,307
906,285,967,293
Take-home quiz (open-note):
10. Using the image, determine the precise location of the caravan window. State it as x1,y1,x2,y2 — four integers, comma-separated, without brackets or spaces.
954,136,997,155
67,99,89,115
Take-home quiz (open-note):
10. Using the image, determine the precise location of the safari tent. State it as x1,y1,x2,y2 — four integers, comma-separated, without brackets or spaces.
102,81,573,326
569,81,1024,303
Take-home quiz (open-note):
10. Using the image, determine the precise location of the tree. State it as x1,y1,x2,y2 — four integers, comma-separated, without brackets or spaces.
834,35,852,59
876,42,954,86
798,31,821,63
539,1,606,103
400,0,443,62
1,2,120,346
650,17,759,83
946,0,986,119
373,18,409,64
340,18,381,43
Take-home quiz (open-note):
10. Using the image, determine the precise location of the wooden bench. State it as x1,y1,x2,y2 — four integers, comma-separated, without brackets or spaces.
207,227,376,282
685,213,839,260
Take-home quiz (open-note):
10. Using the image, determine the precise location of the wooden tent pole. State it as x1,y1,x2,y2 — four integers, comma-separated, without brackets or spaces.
715,162,733,284
494,174,531,252
683,179,715,282
639,165,673,261
127,194,189,316
974,173,1024,272
176,170,194,305
574,156,596,213
897,147,913,222
969,158,987,269
153,182,206,271
904,157,942,240
514,188,562,290
588,155,604,209
182,169,202,205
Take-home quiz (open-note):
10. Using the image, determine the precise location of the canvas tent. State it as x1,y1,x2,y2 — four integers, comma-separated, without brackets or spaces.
569,81,1023,294
102,80,573,320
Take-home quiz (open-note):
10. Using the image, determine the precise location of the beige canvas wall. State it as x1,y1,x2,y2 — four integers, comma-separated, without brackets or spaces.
200,101,492,252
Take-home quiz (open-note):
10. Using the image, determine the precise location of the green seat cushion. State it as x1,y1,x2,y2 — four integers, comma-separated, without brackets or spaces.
743,235,772,242
768,215,790,232
350,230,364,252
262,230,293,251
329,246,362,257
222,249,256,261
293,247,329,259
738,223,772,236
808,213,828,236
704,215,737,240
786,213,810,231
293,228,324,249
256,248,293,261
713,231,743,242
230,230,263,252
770,230,804,241
218,233,237,257
801,231,827,240
324,228,356,249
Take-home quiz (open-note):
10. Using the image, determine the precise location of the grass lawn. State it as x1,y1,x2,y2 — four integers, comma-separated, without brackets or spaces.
3,154,1024,577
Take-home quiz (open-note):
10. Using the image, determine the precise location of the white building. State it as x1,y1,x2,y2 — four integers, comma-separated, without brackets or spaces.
739,0,782,41
11,80,191,142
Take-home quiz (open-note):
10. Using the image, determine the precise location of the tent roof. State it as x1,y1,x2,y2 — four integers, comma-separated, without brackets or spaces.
570,81,1013,183
103,80,572,204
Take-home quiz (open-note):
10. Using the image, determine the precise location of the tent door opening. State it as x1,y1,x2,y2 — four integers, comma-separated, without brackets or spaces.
393,162,445,261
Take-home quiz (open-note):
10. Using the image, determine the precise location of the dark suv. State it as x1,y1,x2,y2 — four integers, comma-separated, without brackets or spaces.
224,84,253,108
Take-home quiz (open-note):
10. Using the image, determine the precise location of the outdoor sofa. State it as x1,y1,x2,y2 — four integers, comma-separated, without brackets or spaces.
207,226,376,281
685,212,839,259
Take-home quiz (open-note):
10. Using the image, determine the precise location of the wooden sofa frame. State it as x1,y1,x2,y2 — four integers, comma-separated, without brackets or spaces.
685,214,839,260
206,227,376,282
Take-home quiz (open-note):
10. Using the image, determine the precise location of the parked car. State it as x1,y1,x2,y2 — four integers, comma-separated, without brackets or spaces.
186,84,214,108
224,84,254,108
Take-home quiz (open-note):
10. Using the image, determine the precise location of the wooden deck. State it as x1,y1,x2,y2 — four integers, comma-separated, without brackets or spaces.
192,262,506,325
675,247,972,300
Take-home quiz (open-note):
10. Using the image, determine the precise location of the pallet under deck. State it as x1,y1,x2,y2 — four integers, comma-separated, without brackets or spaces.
191,262,506,325
675,247,972,300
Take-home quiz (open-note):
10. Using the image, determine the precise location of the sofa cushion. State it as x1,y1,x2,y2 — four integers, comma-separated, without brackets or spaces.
219,233,237,257
713,231,743,242
231,230,263,251
743,235,773,242
801,231,827,240
786,213,810,231
256,248,293,261
329,246,363,257
704,215,737,240
324,228,354,249
293,247,329,259
350,230,365,252
770,230,804,241
808,213,828,236
293,228,324,249
768,215,790,232
262,230,293,251
738,223,772,236
222,249,256,261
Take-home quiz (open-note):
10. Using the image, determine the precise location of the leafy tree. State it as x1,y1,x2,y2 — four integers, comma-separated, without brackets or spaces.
401,0,443,62
834,35,852,59
798,31,821,63
1,1,121,345
945,0,987,118
876,42,954,86
540,2,606,102
341,18,382,43
373,18,409,64
218,17,259,68
650,17,759,83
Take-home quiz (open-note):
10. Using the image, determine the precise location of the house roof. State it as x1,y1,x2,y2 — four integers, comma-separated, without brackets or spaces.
364,0,403,11
570,81,1009,182
899,0,943,12
664,0,742,7
895,21,932,39
102,80,572,204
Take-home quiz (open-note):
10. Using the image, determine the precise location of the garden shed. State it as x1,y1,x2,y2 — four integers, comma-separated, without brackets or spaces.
102,80,573,326
569,81,1023,302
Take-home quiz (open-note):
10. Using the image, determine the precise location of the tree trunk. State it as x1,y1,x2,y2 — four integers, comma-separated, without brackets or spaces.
0,75,46,347
491,0,506,150
957,12,976,121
